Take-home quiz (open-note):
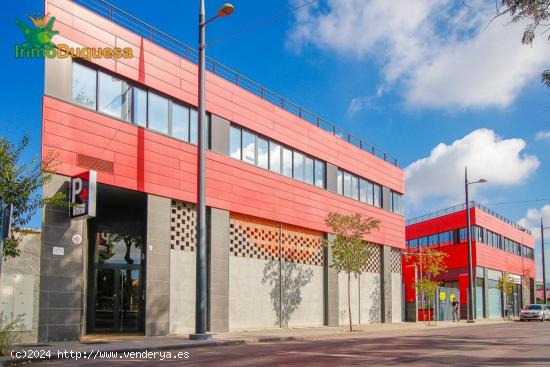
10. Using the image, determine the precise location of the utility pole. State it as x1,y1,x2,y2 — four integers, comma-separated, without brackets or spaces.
541,218,547,304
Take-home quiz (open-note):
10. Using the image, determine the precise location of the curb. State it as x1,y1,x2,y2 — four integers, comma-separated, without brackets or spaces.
0,336,302,366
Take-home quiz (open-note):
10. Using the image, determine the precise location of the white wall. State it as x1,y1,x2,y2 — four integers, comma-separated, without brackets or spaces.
391,272,402,323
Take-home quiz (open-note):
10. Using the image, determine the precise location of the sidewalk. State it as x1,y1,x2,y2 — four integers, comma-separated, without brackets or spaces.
0,319,513,366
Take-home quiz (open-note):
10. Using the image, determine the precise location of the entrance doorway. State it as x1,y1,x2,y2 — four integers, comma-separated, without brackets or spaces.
87,185,147,334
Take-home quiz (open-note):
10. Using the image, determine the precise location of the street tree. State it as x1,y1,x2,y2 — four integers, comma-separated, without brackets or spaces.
498,272,515,319
0,134,66,259
406,248,449,325
496,0,550,86
323,212,380,332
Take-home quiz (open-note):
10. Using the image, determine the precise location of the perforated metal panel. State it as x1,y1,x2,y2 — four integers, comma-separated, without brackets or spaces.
229,213,324,266
361,244,381,273
170,200,196,251
391,248,402,273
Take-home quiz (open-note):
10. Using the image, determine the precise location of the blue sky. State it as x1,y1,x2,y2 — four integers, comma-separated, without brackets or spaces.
2,1,549,279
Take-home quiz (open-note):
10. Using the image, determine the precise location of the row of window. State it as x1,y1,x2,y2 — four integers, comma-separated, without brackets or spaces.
336,169,401,214
406,226,535,260
229,125,326,188
473,226,534,259
72,62,403,215
72,62,202,145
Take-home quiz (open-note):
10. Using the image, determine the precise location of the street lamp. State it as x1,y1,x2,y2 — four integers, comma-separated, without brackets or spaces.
541,220,549,305
191,0,234,341
464,166,487,323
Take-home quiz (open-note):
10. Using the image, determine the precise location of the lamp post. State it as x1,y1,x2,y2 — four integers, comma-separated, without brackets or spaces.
541,220,549,305
190,0,234,341
464,166,487,323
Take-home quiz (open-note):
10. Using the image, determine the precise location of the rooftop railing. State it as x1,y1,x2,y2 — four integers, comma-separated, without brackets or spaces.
71,0,398,166
406,201,532,235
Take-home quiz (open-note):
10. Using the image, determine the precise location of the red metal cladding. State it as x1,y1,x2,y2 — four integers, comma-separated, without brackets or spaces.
403,207,535,303
42,0,404,246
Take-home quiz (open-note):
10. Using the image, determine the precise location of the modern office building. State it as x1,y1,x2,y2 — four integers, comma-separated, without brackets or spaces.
36,0,405,341
403,203,536,321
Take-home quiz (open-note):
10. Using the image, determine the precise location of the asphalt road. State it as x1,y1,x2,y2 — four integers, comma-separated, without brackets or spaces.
32,322,550,366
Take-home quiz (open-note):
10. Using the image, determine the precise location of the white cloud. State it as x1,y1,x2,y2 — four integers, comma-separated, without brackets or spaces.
536,131,550,141
405,129,540,205
518,205,550,240
347,96,376,115
287,0,550,109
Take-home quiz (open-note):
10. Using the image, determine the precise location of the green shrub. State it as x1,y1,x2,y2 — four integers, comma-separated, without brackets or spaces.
0,312,25,356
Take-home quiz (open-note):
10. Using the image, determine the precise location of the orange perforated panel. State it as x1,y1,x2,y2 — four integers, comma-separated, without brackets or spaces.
281,224,323,266
229,213,324,266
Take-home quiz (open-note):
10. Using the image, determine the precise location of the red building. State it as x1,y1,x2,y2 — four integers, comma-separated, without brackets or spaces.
403,203,536,321
34,0,405,341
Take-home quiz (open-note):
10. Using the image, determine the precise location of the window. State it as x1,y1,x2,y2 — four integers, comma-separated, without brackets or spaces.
391,191,401,214
314,160,325,188
459,228,467,242
257,137,269,169
98,71,129,120
172,103,190,141
337,170,343,195
351,175,359,200
373,184,381,208
409,239,418,249
359,179,368,203
304,157,314,185
343,172,353,198
72,63,97,109
269,141,281,173
190,109,198,145
293,151,304,181
440,231,450,244
132,87,147,127
148,92,169,134
229,126,241,160
429,234,439,246
282,147,293,177
242,130,256,164
419,237,428,247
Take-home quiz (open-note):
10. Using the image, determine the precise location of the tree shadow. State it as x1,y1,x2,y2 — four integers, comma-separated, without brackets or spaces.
368,278,382,323
261,260,313,328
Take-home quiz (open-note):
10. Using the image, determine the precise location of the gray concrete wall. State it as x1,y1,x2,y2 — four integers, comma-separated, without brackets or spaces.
210,115,230,156
0,230,41,343
145,195,171,336
381,245,392,323
169,250,195,334
209,208,230,332
284,262,324,327
44,49,72,101
325,235,339,326
229,256,277,329
391,272,402,323
359,273,382,324
38,174,85,342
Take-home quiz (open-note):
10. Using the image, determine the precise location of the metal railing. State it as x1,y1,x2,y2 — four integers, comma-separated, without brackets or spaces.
406,201,532,235
71,0,398,166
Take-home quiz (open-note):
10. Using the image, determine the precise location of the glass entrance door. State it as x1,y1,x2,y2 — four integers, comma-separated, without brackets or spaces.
91,232,144,333
94,267,141,332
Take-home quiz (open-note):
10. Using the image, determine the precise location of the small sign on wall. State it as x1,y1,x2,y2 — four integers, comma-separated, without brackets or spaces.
70,170,97,219
52,247,64,256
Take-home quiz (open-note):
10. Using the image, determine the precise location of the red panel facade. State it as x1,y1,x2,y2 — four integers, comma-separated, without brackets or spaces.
403,207,536,304
42,0,405,247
